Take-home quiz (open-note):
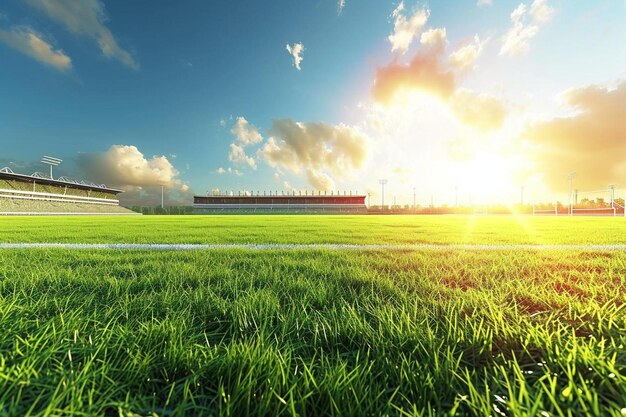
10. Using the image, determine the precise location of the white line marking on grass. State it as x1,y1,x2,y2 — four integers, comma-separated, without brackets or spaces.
1,243,626,251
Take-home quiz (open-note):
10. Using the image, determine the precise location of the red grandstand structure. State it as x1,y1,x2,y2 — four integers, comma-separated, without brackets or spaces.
194,192,367,214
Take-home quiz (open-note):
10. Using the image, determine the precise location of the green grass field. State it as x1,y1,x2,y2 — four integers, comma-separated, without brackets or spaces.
0,215,625,416
1,215,626,244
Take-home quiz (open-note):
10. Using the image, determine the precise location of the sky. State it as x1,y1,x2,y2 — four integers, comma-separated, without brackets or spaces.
1,0,625,206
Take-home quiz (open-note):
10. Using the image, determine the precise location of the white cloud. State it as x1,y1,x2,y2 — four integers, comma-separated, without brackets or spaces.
286,42,304,70
338,0,346,14
450,88,507,131
0,26,71,72
500,0,554,56
449,35,486,70
228,143,257,170
306,169,335,190
420,27,447,49
26,0,139,69
259,119,368,190
477,0,492,6
388,2,430,54
530,0,555,23
76,145,187,191
230,117,263,145
216,167,226,174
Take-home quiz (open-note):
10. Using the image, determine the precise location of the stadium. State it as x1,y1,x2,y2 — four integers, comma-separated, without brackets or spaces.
193,192,367,213
0,166,136,215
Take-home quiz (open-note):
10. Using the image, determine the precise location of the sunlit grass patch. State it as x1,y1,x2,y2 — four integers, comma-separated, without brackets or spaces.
1,214,626,245
0,248,624,415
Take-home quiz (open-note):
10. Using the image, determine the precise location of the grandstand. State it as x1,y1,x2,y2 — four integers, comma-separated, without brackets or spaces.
0,167,137,215
194,192,367,214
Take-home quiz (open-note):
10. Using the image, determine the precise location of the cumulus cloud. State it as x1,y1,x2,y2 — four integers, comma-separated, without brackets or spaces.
374,21,506,130
76,145,187,191
500,0,554,56
420,27,447,49
286,42,304,70
524,81,626,190
259,119,368,190
26,0,139,69
228,143,257,170
529,0,555,23
449,35,485,70
450,88,507,131
216,167,226,174
230,116,263,145
373,39,455,104
0,26,71,72
477,0,493,6
388,2,429,54
306,169,335,190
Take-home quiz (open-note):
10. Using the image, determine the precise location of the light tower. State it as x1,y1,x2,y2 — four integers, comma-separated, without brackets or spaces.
41,155,62,179
158,181,167,209
609,184,616,206
566,172,576,216
379,179,388,208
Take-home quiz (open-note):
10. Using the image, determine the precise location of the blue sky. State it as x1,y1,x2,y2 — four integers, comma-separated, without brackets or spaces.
1,0,625,205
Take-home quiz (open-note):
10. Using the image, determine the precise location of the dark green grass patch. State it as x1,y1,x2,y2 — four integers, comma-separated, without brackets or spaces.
0,249,624,416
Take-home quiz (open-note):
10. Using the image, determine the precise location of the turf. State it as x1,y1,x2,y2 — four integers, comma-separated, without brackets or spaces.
1,214,626,245
0,216,625,416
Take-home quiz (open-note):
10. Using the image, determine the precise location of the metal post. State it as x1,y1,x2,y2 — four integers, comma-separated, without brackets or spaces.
379,179,388,209
161,185,164,209
566,172,576,216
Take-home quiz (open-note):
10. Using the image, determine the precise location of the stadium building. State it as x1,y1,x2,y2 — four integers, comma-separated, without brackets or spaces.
193,192,367,214
0,167,137,215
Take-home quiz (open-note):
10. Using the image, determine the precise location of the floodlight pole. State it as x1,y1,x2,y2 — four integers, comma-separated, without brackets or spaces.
413,187,416,209
161,185,164,209
379,179,388,208
40,155,62,180
566,172,576,216
609,184,616,216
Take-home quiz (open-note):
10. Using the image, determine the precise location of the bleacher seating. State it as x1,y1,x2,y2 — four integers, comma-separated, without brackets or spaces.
0,175,137,215
0,197,136,214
